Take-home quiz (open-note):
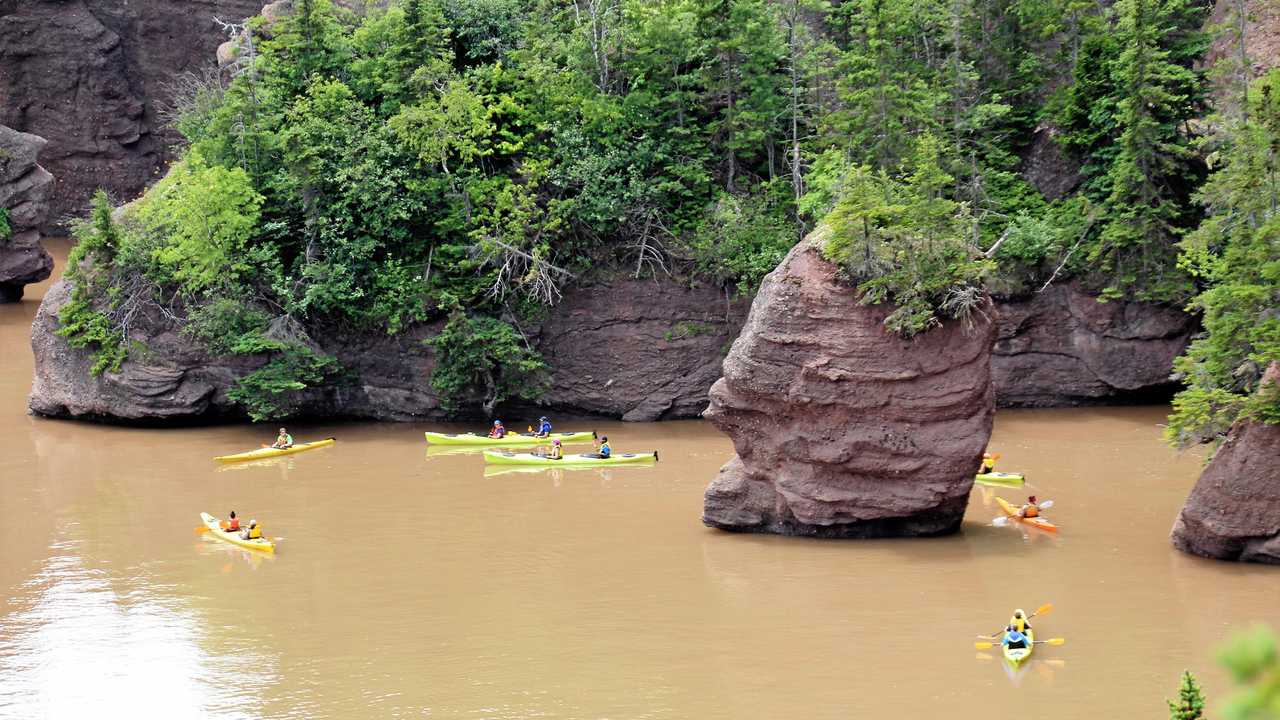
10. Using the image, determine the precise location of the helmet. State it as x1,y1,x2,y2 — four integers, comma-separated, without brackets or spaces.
249,519,258,527
540,416,547,421
1013,608,1025,618
983,452,992,458
553,439,561,445
494,420,502,426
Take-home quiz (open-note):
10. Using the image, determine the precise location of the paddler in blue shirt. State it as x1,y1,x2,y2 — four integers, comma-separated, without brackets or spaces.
534,416,552,437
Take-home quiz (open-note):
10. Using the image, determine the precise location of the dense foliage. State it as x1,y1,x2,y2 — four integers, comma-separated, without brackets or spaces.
0,207,10,241
56,0,1272,419
1218,626,1280,720
1166,71,1280,447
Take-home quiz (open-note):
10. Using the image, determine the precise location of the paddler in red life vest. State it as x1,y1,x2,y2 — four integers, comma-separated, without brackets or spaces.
1019,496,1041,518
224,510,241,532
488,420,506,438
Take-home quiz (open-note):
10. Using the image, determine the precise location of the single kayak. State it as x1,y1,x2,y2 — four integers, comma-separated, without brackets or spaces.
975,471,1024,487
424,431,595,446
1002,627,1034,664
995,497,1059,533
214,438,335,463
482,450,659,466
200,512,275,553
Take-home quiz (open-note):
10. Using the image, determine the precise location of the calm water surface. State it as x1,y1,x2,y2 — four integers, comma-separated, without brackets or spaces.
1,240,1275,718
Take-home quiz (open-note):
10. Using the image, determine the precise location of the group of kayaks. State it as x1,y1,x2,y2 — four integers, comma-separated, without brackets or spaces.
423,430,659,467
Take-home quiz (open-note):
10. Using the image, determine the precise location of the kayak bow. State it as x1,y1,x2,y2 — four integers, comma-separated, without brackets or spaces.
214,438,335,463
199,512,275,553
482,450,658,466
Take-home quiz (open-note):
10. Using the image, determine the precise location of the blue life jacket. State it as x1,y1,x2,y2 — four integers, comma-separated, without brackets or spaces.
540,420,552,434
599,442,611,457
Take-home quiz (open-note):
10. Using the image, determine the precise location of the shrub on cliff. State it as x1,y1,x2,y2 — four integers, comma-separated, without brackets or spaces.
820,135,992,336
426,299,547,415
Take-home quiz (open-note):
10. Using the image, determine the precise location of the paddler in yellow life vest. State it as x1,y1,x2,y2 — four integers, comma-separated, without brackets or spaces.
1005,608,1032,634
1019,496,1041,518
272,427,293,449
240,520,262,540
549,438,563,459
979,453,996,474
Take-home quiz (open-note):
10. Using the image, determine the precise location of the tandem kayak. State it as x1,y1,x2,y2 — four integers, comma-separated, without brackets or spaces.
1002,627,1034,664
975,471,1025,487
424,431,596,446
995,496,1059,533
482,450,658,466
214,438,335,463
200,512,275,553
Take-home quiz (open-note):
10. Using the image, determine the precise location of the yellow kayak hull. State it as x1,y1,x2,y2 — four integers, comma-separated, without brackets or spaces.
975,471,1024,487
200,512,275,553
214,438,335,463
482,450,658,466
995,496,1059,533
424,431,595,446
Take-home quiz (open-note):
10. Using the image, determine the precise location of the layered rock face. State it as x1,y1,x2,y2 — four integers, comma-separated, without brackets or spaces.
0,125,54,302
540,278,747,421
1170,364,1280,564
28,274,742,423
0,0,263,229
702,231,997,538
992,282,1196,407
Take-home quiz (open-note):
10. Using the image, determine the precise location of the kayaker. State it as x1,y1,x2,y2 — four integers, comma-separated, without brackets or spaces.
549,439,563,459
534,416,552,438
489,420,506,439
1019,496,1041,518
979,453,995,474
241,520,262,540
1004,630,1029,649
1006,608,1032,634
225,511,240,532
593,436,612,459
272,428,294,449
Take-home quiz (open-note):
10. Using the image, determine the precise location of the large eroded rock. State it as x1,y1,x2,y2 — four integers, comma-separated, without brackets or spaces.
0,125,54,302
702,230,997,537
992,282,1196,406
0,0,263,229
28,273,743,423
1170,364,1280,564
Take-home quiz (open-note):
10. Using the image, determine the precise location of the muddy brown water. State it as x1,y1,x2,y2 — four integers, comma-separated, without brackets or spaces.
1,239,1275,718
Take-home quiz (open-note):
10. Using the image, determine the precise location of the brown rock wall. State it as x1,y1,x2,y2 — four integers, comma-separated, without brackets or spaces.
0,125,53,301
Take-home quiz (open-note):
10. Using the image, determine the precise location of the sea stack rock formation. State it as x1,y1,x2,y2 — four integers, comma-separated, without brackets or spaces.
0,125,54,302
1170,363,1280,564
702,228,997,538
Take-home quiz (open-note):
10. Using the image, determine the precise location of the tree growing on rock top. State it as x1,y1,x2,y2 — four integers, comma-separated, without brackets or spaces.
1168,670,1205,720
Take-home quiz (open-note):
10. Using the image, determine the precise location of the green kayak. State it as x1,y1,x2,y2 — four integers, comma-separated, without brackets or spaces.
424,431,595,446
483,450,659,466
975,471,1025,487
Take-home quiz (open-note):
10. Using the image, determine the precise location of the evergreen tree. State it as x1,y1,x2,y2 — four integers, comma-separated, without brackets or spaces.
1168,670,1206,720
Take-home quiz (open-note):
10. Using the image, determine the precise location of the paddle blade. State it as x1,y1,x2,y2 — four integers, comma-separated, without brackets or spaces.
1039,500,1055,509
1032,603,1053,618
992,516,1010,526
974,641,996,650
1043,637,1065,646
194,526,211,533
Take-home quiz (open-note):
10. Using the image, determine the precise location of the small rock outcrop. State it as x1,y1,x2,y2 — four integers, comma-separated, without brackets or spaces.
0,125,54,302
28,273,743,423
0,0,263,229
1170,364,1280,564
992,282,1196,407
702,229,997,538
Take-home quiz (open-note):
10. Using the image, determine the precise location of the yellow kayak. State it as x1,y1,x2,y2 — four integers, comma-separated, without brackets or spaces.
975,471,1024,487
214,438,335,463
200,512,275,553
482,450,658,466
424,431,595,446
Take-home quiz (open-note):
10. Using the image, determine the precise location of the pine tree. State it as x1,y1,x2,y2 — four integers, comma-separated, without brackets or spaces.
1168,670,1205,720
